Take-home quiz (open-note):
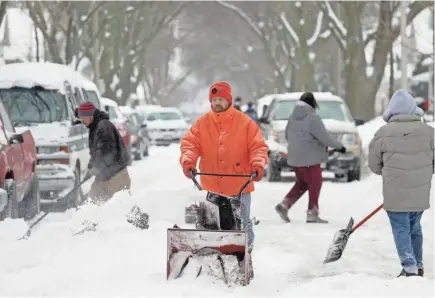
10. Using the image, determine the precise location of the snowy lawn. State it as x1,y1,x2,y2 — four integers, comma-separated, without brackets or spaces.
0,143,433,297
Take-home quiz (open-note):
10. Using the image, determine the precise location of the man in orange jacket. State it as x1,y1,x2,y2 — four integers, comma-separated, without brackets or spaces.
180,81,268,251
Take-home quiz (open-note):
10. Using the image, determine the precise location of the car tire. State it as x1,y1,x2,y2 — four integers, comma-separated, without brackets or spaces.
127,145,133,165
347,166,361,182
134,141,143,161
2,179,18,219
19,174,41,220
266,162,281,182
143,142,149,157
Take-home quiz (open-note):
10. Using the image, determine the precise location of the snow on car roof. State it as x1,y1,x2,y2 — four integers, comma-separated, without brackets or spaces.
274,92,343,102
0,62,99,94
102,97,118,107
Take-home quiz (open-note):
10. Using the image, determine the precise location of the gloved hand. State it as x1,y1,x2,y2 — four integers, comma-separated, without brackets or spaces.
251,165,264,182
337,146,347,154
182,162,197,179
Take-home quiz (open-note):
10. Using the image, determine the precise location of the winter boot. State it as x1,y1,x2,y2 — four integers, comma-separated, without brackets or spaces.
418,268,424,277
306,208,328,223
275,203,290,223
397,269,418,277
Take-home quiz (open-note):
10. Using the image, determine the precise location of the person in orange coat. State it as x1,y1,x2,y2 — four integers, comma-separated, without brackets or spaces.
180,81,268,250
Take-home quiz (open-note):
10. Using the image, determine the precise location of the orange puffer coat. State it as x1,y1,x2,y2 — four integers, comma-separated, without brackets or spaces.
180,105,268,196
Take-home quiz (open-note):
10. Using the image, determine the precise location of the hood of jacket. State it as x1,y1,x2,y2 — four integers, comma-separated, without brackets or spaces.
291,101,314,120
89,109,110,129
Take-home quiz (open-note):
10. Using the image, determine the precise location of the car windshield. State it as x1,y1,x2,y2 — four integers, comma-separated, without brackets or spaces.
147,111,181,121
0,87,69,125
107,106,126,121
273,99,353,122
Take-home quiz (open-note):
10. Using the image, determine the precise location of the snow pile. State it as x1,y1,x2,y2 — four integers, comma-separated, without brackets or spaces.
357,116,386,151
0,218,29,241
0,145,432,296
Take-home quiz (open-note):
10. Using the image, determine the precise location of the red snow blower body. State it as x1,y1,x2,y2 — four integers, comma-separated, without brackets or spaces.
167,172,257,286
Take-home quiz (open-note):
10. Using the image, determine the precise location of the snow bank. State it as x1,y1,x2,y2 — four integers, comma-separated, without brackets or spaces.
357,117,386,150
0,218,29,241
0,145,432,296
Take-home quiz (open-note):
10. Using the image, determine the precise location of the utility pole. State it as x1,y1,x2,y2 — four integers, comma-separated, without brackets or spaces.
92,6,101,92
336,2,342,97
400,0,408,90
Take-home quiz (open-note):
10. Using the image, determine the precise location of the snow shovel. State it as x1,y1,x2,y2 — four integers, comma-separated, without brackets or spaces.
19,175,94,240
323,204,384,264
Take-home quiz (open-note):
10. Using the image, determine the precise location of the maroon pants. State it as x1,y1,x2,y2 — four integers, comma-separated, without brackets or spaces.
283,164,322,210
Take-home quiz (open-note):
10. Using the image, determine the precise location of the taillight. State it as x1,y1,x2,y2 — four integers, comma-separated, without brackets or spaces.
424,99,429,111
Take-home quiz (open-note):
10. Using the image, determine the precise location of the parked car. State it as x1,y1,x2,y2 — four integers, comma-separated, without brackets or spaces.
101,98,132,165
143,107,190,146
0,96,39,220
259,92,364,182
0,62,100,208
119,105,150,160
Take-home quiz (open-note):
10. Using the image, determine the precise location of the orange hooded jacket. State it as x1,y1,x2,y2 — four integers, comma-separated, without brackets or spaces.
180,105,268,196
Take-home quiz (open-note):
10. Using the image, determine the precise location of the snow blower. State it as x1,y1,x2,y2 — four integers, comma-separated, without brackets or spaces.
167,172,257,286
323,204,384,264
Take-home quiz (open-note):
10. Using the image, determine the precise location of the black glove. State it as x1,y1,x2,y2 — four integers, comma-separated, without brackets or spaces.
337,146,347,154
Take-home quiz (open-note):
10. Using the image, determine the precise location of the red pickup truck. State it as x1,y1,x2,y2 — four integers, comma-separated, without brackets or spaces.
0,98,39,221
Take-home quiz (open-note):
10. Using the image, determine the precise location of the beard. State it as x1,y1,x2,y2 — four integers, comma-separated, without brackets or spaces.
212,104,225,112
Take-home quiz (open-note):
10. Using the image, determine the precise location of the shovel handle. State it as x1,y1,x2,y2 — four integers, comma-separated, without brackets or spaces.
351,204,384,232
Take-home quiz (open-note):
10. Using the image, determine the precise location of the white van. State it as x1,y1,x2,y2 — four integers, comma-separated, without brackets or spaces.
0,62,102,207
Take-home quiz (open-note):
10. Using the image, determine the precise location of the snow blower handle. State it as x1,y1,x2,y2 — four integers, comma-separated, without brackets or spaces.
190,172,256,199
190,171,202,190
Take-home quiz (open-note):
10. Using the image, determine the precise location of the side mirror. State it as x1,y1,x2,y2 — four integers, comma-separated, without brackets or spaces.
9,133,24,145
105,106,109,112
74,108,79,118
72,119,82,125
259,117,269,124
141,123,147,128
354,118,365,126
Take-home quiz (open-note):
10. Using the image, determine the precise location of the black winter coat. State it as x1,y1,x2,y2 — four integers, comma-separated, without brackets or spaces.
88,109,129,181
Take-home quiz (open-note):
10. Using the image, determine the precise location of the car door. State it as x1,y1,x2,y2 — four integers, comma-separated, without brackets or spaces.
259,99,277,137
64,82,90,175
0,100,27,198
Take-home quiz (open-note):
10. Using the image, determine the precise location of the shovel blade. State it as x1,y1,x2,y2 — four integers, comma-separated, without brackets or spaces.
323,217,354,264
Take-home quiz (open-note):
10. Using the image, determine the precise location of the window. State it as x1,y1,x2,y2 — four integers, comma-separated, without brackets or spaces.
84,90,101,109
74,87,83,106
107,106,125,121
0,87,69,125
273,99,352,122
147,111,181,121
107,107,118,120
0,102,14,132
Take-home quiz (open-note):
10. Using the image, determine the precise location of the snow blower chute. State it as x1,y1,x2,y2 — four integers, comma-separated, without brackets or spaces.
167,172,257,286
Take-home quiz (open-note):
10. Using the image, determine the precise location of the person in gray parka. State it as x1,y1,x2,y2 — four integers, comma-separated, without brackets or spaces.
275,92,346,223
368,89,434,278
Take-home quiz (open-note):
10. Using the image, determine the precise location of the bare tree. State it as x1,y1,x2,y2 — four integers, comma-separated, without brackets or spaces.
216,1,330,92
0,1,7,27
318,0,433,119
94,1,188,105
26,1,104,65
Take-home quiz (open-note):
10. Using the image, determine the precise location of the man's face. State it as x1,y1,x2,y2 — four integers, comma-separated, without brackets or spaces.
211,97,230,113
80,116,93,127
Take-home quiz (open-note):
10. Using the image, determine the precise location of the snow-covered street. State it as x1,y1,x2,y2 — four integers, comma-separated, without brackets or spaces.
0,143,433,297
